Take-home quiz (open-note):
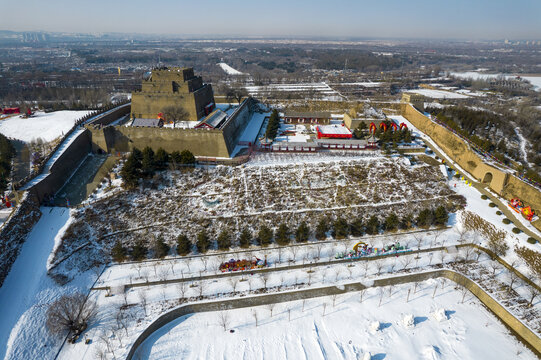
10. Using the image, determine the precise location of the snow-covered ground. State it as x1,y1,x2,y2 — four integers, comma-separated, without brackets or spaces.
135,282,535,360
245,83,343,100
405,89,469,99
218,63,244,75
4,108,541,360
0,207,95,360
450,71,541,92
274,124,311,143
0,111,91,143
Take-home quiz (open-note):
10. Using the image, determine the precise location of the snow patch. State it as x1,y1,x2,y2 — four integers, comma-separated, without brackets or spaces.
432,308,448,322
403,313,415,328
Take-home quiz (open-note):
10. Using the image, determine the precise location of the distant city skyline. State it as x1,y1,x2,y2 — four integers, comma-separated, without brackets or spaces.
3,0,541,40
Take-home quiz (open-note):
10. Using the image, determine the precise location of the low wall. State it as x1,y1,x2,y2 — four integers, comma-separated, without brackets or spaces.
401,104,541,226
125,269,541,359
86,103,131,127
29,130,92,203
0,193,41,288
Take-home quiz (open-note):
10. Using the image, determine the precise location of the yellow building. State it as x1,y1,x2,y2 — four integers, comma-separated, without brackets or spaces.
130,67,215,121
400,93,425,112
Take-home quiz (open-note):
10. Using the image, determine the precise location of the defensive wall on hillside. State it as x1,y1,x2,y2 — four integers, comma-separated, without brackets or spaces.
88,98,257,158
400,103,541,230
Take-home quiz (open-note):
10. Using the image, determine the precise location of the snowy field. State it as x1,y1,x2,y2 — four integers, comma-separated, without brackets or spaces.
52,154,462,276
135,283,536,360
245,83,343,100
218,62,244,75
0,207,96,360
0,110,91,142
405,89,469,99
3,108,541,360
451,71,541,91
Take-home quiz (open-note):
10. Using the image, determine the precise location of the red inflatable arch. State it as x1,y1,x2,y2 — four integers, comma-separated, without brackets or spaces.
399,122,408,130
389,122,398,131
369,122,377,134
379,122,388,132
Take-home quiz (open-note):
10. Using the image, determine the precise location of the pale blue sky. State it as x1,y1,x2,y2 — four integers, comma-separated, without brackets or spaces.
3,0,541,39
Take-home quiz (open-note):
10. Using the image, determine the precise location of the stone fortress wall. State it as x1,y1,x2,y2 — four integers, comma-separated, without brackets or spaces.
130,67,215,121
400,103,541,230
89,97,258,159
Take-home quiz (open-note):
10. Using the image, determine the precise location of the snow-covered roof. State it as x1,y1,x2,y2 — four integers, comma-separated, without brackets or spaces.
196,109,228,129
131,118,163,127
317,125,351,136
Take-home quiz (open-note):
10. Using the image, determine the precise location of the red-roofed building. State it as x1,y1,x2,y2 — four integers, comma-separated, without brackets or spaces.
3,107,20,114
316,124,352,139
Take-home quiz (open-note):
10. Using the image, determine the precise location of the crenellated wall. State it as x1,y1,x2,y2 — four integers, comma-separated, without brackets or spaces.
400,103,541,230
90,98,258,158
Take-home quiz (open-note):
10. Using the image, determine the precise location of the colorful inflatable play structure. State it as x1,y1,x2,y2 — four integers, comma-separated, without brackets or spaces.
219,257,267,272
369,122,377,134
335,241,411,260
508,198,536,221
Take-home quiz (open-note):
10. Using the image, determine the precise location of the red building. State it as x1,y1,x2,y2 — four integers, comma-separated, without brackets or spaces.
316,125,352,139
3,107,20,114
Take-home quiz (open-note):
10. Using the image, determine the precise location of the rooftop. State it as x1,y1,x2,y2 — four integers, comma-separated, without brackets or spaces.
316,124,352,135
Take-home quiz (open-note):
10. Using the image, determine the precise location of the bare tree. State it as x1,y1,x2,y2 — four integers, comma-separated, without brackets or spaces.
489,262,500,276
508,271,519,293
375,260,384,276
332,294,338,307
198,282,206,298
438,250,446,265
267,303,276,317
526,283,540,307
201,257,209,271
135,263,144,278
252,309,258,327
159,267,169,282
261,273,269,290
99,334,116,359
359,288,366,303
138,290,148,316
229,277,239,293
378,287,384,307
177,282,187,301
413,234,423,250
315,244,323,259
334,268,342,282
219,311,230,331
401,256,413,271
116,306,129,336
121,289,129,306
46,292,97,338
388,261,396,273
362,261,370,276
456,227,469,244
290,246,299,263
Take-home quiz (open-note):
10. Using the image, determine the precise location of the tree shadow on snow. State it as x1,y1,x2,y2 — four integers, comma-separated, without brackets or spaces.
414,316,428,325
372,353,386,360
380,322,392,330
